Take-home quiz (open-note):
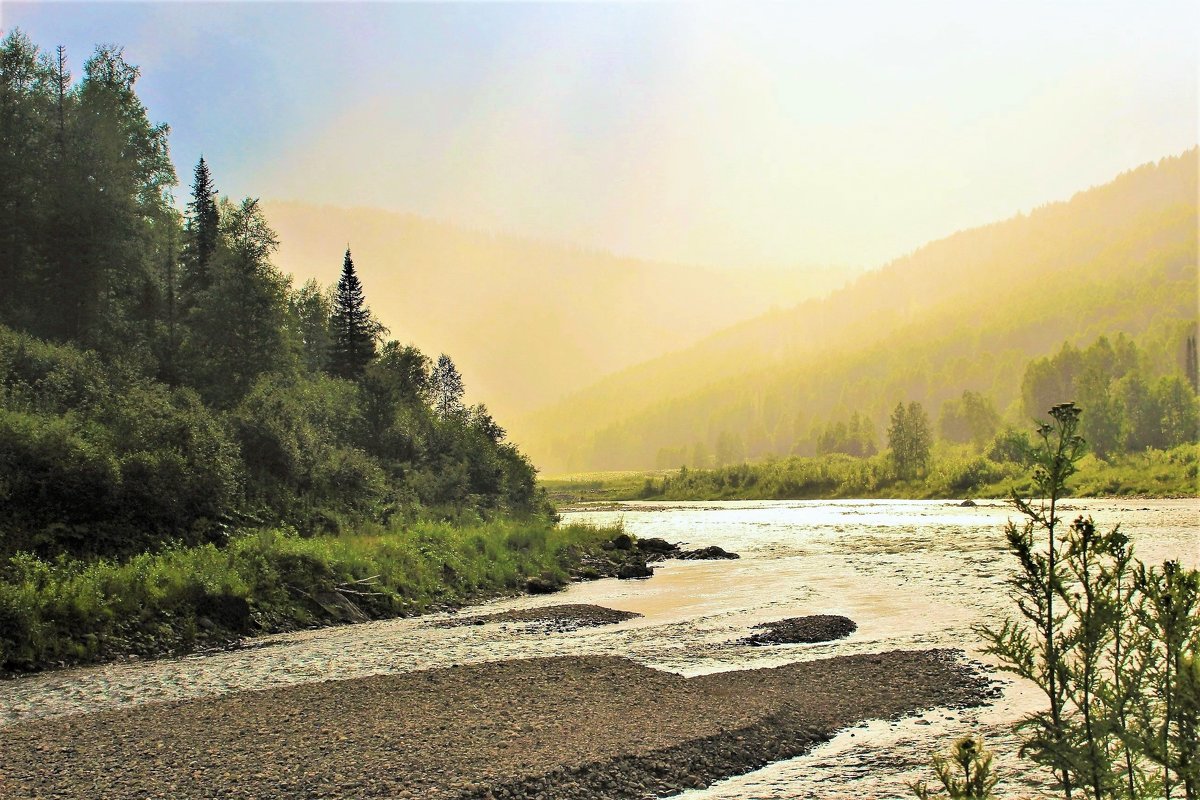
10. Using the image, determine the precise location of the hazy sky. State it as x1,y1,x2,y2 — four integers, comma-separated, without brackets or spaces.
4,2,1196,270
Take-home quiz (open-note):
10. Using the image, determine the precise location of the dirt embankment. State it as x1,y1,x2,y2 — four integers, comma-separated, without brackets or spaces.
0,649,993,799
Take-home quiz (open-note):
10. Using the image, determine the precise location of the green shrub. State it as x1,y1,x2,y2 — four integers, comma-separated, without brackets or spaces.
0,519,617,672
975,403,1200,799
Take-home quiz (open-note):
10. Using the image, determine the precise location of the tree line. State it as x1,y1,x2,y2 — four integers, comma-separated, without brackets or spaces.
0,31,545,560
654,331,1198,476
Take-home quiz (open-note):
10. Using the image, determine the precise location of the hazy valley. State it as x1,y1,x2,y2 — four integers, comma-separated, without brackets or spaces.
264,201,854,423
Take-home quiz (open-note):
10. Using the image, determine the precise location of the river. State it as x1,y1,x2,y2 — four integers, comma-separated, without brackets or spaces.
3,498,1196,799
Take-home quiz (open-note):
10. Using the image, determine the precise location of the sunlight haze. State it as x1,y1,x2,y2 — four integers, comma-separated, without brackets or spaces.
4,1,1196,270
1,5,1198,795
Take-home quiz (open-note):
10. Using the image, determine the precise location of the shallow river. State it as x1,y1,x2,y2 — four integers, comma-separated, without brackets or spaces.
3,498,1197,799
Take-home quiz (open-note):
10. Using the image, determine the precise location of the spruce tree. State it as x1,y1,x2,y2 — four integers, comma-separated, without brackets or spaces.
180,197,291,405
182,156,219,300
328,247,377,379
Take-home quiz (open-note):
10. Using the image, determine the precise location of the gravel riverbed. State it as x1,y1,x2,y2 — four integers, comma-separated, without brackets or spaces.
0,649,991,799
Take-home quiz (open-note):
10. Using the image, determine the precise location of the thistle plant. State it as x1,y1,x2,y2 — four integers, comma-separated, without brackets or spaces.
1130,561,1200,799
964,401,1200,800
978,402,1085,795
911,735,1000,799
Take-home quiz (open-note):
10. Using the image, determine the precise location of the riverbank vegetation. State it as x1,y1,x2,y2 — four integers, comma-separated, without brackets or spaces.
0,519,613,673
0,30,548,561
914,403,1200,799
0,31,620,672
545,442,1198,503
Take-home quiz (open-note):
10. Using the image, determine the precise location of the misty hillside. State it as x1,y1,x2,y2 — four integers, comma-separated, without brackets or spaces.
522,149,1199,473
263,203,849,422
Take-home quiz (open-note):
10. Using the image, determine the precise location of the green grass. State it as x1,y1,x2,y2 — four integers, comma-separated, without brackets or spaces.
0,518,619,673
1068,445,1199,497
541,470,675,504
544,444,1199,503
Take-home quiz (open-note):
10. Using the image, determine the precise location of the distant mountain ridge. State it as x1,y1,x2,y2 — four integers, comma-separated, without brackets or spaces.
263,202,849,424
520,149,1199,473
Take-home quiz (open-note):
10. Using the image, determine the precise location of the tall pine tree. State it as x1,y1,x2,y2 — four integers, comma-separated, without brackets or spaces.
328,247,377,379
182,156,218,302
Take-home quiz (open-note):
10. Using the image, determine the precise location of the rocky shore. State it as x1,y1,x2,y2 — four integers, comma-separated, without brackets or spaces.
574,533,740,582
1,649,993,799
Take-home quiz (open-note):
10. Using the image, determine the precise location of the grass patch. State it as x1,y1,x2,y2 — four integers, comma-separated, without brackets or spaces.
541,471,676,504
545,444,1198,503
0,519,618,673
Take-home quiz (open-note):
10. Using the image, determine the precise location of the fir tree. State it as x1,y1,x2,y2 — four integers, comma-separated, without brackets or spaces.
328,247,377,379
182,156,219,300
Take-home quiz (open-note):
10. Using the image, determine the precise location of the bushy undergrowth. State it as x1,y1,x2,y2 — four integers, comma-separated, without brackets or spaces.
0,520,616,672
622,451,1024,501
1069,444,1199,497
0,324,554,560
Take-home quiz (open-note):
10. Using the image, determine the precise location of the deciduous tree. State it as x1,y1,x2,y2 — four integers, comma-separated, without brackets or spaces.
888,400,931,478
430,353,465,419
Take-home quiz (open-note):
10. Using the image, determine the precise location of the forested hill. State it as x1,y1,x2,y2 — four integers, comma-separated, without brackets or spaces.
262,202,849,422
522,149,1199,473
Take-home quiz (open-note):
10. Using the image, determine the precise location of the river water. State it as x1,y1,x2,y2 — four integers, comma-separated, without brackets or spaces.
565,498,1199,799
2,498,1196,798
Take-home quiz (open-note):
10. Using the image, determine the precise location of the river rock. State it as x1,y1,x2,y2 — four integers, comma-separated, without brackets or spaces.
635,537,677,555
616,560,653,579
194,593,252,633
959,499,977,507
608,533,635,551
678,546,739,560
525,576,562,595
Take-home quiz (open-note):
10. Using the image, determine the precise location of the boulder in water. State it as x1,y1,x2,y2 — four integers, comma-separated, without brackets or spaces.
636,537,677,555
678,545,739,560
616,560,654,579
526,575,563,594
